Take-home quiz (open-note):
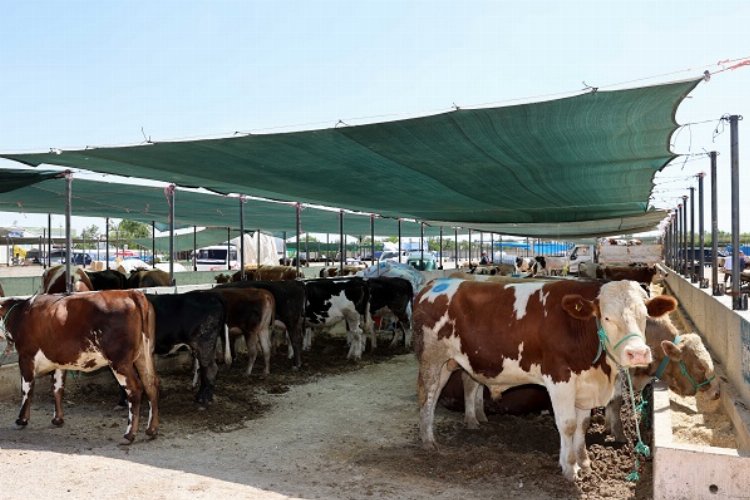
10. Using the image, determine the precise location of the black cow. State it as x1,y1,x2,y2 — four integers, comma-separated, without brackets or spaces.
303,278,369,360
146,291,227,404
216,280,306,369
365,277,414,349
86,270,128,290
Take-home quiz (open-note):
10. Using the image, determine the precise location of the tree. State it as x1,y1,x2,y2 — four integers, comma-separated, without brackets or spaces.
75,224,100,249
115,220,151,249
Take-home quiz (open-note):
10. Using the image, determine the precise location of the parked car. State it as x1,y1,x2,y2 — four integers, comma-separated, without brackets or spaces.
406,251,437,271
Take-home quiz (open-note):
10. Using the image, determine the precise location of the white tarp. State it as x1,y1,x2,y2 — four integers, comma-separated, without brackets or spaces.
230,232,278,266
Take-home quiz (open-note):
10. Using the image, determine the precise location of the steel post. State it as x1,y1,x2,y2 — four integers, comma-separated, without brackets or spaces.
168,184,175,286
227,227,231,271
682,196,688,277
397,219,402,263
240,197,246,279
296,203,301,276
697,173,707,287
711,152,720,294
689,186,697,282
729,115,744,309
193,226,197,271
339,210,344,273
370,214,375,267
64,172,73,294
439,226,443,269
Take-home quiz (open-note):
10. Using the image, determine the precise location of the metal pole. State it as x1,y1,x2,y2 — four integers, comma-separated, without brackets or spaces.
240,197,246,279
682,196,688,277
296,203,302,276
39,234,44,268
152,221,156,269
105,217,109,270
397,219,402,263
439,226,443,269
305,231,309,267
370,214,375,267
326,233,330,265
729,115,743,309
193,226,197,271
420,222,425,268
168,184,175,285
479,232,483,262
64,172,73,294
711,152,721,295
227,227,231,271
47,213,52,268
689,186,696,282
468,229,472,264
490,233,493,264
282,231,287,265
697,173,706,287
339,210,344,273
454,228,459,267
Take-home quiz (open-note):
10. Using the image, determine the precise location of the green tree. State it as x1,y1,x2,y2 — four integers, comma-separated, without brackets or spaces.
75,224,100,249
115,220,151,249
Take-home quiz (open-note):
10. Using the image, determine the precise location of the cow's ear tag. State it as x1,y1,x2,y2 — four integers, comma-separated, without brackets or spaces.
574,303,581,312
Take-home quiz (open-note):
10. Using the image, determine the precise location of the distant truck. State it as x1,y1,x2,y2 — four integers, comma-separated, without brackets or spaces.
546,240,663,275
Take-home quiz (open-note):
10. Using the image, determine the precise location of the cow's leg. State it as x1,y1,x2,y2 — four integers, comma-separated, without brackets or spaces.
16,362,36,428
418,358,456,450
193,346,219,405
547,382,580,481
257,323,272,377
289,323,304,369
243,325,260,377
461,372,488,428
133,350,160,439
303,326,313,351
574,407,592,472
51,369,67,426
364,313,377,351
345,315,364,360
605,380,627,442
111,366,143,444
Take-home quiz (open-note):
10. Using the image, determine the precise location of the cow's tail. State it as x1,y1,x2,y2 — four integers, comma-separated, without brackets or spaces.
223,323,232,366
137,292,156,355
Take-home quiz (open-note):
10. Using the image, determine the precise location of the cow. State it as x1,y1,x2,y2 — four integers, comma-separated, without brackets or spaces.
414,277,676,480
465,263,517,276
86,269,128,290
146,291,227,404
528,256,548,276
41,265,93,293
303,278,369,360
127,269,172,288
319,265,365,278
216,280,306,369
599,264,660,285
245,265,303,281
444,314,719,440
0,290,159,444
605,314,719,441
364,277,414,349
207,287,275,377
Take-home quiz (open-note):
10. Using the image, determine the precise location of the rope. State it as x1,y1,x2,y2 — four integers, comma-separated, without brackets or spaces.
624,369,650,482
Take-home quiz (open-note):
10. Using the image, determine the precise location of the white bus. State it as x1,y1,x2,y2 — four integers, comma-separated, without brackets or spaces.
193,245,239,271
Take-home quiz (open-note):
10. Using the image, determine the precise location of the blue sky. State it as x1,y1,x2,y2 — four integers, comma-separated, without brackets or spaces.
1,1,749,234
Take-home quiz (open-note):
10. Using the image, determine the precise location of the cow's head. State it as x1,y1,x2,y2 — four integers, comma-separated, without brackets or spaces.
562,281,676,367
660,333,720,399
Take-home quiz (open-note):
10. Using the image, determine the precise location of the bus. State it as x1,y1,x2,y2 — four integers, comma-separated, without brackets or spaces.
193,245,239,271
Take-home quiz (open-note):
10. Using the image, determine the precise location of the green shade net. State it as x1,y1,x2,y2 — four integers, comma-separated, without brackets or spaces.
2,78,700,229
0,168,63,193
0,175,444,237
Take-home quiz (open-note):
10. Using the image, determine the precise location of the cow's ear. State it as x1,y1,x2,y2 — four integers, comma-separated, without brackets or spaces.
661,339,683,361
646,295,677,317
562,294,596,320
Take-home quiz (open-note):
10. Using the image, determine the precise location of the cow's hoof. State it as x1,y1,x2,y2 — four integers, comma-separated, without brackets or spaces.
119,434,135,446
421,440,439,452
145,428,158,439
51,417,65,427
464,419,480,430
15,419,28,429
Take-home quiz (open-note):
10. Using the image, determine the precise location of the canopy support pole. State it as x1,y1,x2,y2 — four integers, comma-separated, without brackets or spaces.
339,210,344,273
167,184,175,286
46,213,51,269
697,173,707,288
282,231,287,265
305,232,309,267
711,152,721,295
227,227,231,271
439,227,443,269
64,171,73,294
240,197,246,280
397,219,402,263
104,217,110,270
454,228,458,267
151,221,156,269
689,186,696,283
296,203,301,276
193,226,197,271
729,115,744,310
480,232,483,262
682,196,688,277
326,233,330,265
370,214,375,268
257,229,262,267
468,229,472,264
39,234,44,268
490,233,493,264
420,222,425,268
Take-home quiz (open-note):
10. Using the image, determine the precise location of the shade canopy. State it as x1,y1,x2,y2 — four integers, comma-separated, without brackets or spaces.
0,169,63,194
2,78,699,233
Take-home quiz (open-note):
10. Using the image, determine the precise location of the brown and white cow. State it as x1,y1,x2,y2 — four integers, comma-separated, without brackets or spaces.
41,265,93,293
600,264,661,284
319,265,365,278
0,290,159,444
208,287,276,377
414,277,676,480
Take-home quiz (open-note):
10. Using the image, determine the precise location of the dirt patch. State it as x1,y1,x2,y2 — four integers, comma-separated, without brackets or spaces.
0,327,659,499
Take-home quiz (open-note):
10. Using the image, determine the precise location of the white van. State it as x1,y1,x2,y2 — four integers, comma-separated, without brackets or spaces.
379,250,410,263
193,245,239,271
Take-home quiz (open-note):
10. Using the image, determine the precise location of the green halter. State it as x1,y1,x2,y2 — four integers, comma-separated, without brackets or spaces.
592,319,644,366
